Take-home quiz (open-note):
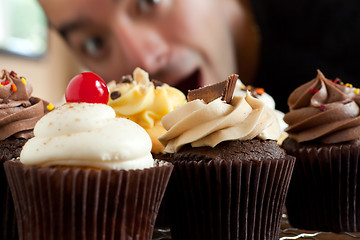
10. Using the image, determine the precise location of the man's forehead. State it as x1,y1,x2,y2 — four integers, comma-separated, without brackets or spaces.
38,0,111,28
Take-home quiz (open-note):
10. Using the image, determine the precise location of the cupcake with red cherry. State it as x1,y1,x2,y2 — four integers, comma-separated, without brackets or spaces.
4,72,173,240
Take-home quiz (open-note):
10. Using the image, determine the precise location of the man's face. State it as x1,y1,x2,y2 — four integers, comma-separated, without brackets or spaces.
39,0,238,92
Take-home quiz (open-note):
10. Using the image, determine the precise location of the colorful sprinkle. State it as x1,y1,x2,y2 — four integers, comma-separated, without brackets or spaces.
320,105,327,111
9,71,17,77
345,83,353,88
21,77,27,85
11,83,17,92
310,87,319,94
254,88,264,95
46,103,55,111
354,88,360,94
1,80,10,86
333,78,340,84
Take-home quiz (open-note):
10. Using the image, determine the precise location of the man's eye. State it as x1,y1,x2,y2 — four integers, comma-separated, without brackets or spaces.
138,0,161,12
82,36,105,58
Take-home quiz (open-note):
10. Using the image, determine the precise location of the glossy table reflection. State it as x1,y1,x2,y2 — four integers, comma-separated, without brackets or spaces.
152,214,360,240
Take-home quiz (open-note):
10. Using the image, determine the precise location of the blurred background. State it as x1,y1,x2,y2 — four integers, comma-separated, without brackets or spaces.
0,0,82,104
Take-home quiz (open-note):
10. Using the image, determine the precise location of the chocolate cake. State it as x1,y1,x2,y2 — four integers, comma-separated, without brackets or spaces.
0,138,27,162
166,139,286,162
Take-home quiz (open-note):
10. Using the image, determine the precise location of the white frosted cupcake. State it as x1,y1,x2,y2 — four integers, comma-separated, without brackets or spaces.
4,72,173,240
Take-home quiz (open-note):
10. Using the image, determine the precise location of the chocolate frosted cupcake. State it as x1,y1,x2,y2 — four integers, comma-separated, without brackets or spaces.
157,75,295,240
0,69,51,240
4,72,173,240
282,70,360,232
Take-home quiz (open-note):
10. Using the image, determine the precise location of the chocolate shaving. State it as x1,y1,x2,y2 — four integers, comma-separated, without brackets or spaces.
110,91,121,100
120,75,133,84
187,74,238,103
151,79,164,87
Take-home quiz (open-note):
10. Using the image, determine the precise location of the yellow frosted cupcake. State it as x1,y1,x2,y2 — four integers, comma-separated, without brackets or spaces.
107,68,186,154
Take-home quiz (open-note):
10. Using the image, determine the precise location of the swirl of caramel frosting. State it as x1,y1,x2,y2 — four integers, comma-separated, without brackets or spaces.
0,69,50,140
284,70,360,144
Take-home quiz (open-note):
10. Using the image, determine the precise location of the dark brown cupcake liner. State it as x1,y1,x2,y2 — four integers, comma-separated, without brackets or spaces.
4,160,173,240
0,137,27,240
165,156,295,240
151,153,171,228
285,144,360,232
0,160,18,240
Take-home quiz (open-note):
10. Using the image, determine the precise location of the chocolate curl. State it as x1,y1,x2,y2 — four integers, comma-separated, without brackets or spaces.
187,74,238,104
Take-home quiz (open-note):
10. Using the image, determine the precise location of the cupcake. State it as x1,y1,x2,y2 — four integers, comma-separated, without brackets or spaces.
282,70,360,232
0,69,52,240
157,74,295,240
107,68,186,227
107,67,186,155
4,72,173,240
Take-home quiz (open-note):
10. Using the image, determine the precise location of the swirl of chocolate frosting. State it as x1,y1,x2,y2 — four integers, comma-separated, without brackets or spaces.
0,69,49,141
284,70,360,144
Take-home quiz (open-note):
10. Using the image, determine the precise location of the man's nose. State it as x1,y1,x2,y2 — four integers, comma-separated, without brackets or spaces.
113,18,169,74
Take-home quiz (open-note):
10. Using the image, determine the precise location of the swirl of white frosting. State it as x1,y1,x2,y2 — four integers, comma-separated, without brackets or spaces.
20,103,154,170
233,79,288,132
159,92,281,153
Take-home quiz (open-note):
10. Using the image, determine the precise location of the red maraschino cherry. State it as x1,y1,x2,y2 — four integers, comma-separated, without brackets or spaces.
65,72,109,104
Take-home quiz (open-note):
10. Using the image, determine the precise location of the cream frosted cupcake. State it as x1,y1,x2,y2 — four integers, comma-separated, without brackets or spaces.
157,74,295,240
4,72,173,240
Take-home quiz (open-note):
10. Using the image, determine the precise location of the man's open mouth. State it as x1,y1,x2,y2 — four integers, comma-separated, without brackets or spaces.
174,69,202,95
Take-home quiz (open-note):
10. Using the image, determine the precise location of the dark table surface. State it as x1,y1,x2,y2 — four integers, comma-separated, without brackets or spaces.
153,215,360,240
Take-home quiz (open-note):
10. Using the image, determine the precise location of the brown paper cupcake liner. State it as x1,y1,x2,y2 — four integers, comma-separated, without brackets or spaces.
285,144,360,232
0,137,27,240
4,160,173,240
0,160,18,240
165,156,295,240
151,153,171,228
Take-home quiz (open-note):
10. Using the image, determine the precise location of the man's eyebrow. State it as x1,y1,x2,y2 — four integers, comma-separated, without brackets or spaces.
56,19,90,39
